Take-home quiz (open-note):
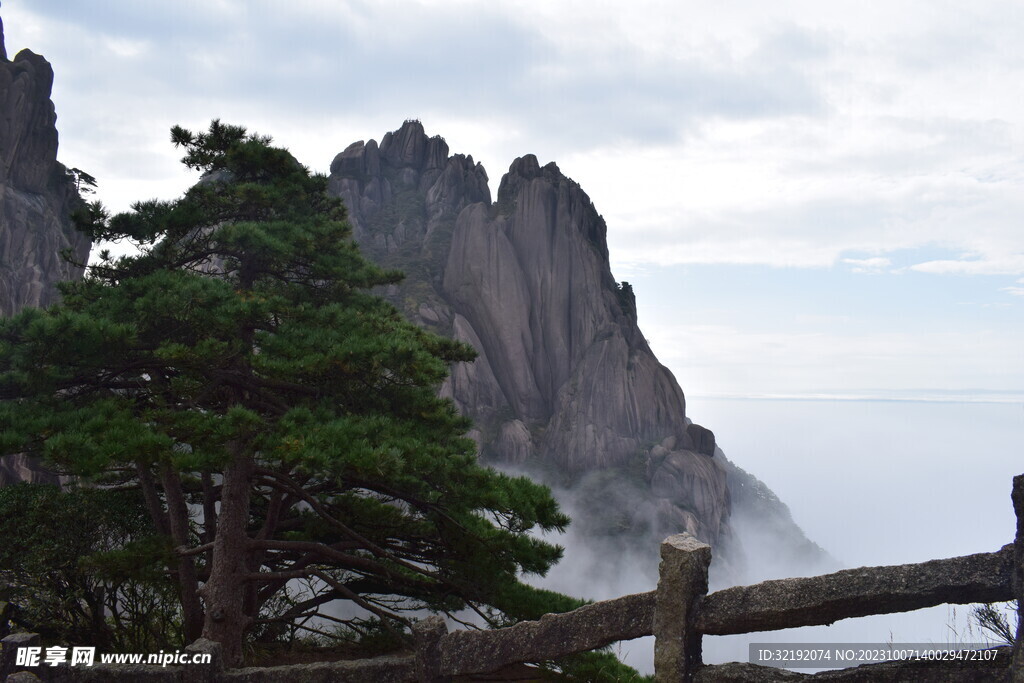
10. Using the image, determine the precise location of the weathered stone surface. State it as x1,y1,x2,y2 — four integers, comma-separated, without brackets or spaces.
44,664,184,681
687,423,716,457
495,419,534,465
698,545,1014,635
412,615,447,683
695,662,806,682
438,314,506,421
444,154,690,472
1,632,40,680
330,120,488,271
650,450,731,543
180,638,222,683
329,120,747,550
439,591,655,677
219,655,415,682
0,25,90,318
654,534,711,681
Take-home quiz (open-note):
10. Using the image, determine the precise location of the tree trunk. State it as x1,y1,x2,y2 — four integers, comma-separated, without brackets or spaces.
199,443,255,667
158,463,206,643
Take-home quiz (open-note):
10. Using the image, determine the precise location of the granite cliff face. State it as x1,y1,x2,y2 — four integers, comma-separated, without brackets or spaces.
0,18,89,318
0,18,90,485
331,121,739,546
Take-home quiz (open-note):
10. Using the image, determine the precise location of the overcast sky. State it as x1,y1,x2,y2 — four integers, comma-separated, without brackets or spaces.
4,0,1023,400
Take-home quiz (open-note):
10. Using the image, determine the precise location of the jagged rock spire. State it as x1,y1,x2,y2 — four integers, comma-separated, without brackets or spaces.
329,122,733,546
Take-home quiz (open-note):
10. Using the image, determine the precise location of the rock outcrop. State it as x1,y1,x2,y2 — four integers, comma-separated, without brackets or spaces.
0,17,90,485
331,121,744,548
0,17,89,318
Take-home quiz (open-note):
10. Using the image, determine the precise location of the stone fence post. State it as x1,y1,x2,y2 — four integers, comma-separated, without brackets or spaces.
1012,474,1024,682
180,637,224,683
413,615,450,682
654,533,711,682
1,632,39,680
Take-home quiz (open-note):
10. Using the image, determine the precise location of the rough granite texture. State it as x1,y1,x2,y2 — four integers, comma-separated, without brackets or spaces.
0,18,90,319
329,120,822,556
699,545,1014,635
411,616,446,682
654,534,711,681
439,590,655,676
0,17,90,487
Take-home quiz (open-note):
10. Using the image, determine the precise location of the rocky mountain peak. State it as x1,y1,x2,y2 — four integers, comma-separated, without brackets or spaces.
377,119,450,171
505,153,542,178
0,41,59,193
328,122,489,266
497,153,609,263
328,122,740,547
327,123,828,567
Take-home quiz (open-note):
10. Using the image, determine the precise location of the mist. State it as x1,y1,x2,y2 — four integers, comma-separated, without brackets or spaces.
513,396,1024,675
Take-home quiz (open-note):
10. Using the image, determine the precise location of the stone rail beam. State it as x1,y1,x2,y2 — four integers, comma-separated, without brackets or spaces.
439,590,656,677
698,546,1015,636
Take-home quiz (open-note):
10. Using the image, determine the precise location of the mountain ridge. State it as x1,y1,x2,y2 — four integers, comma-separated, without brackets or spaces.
328,119,822,564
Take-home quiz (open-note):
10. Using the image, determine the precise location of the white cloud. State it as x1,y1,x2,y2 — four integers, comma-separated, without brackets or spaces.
842,257,891,274
910,254,1024,276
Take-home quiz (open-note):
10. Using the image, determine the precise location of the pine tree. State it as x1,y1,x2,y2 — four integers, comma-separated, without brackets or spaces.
0,121,571,666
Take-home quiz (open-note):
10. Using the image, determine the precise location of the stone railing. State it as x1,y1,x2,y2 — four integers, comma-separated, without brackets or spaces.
4,474,1024,682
